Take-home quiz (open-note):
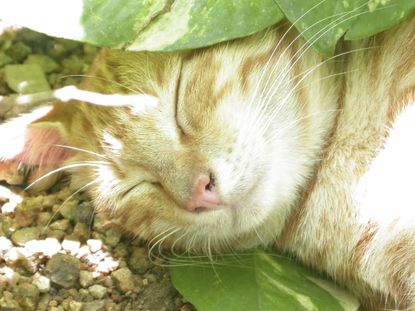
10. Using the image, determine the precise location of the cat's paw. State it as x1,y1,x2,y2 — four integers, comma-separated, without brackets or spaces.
0,160,60,192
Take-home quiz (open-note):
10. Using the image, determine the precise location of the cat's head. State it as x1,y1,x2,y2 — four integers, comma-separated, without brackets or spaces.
37,28,338,253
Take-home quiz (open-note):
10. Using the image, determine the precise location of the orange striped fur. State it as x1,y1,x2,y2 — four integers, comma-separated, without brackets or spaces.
1,14,415,310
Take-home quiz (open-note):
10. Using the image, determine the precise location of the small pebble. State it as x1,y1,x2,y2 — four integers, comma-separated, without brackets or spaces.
1,199,19,215
4,246,33,269
1,217,17,237
10,227,42,246
92,232,105,242
25,237,61,257
62,236,81,255
88,284,107,299
104,302,119,311
58,200,77,220
110,290,122,303
82,300,106,311
62,55,84,74
41,194,57,208
87,239,102,253
145,273,157,283
72,222,90,242
93,213,107,233
32,274,51,293
104,229,121,247
68,300,83,311
36,212,53,226
74,202,94,224
0,236,13,253
49,218,70,231
61,298,71,310
0,290,22,310
55,38,81,54
129,247,151,273
113,243,129,258
67,288,79,299
37,293,51,311
4,64,50,93
46,253,80,288
79,270,94,288
24,54,59,73
46,229,66,241
112,268,135,293
78,288,91,301
0,267,20,288
6,41,32,62
14,283,40,311
95,256,119,274
97,276,113,288
14,204,39,227
76,244,90,259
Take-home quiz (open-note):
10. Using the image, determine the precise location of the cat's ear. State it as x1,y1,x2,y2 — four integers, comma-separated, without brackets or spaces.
0,104,72,190
0,104,72,164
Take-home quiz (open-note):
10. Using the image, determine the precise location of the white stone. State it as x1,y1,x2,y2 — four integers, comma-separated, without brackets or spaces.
32,274,51,293
87,239,102,253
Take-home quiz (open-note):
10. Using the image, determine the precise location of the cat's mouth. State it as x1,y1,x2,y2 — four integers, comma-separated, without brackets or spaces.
186,190,226,213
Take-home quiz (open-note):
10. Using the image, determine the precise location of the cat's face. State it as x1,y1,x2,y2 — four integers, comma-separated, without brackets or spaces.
64,28,338,253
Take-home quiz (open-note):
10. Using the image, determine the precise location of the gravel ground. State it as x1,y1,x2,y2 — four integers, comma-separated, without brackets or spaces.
0,25,194,311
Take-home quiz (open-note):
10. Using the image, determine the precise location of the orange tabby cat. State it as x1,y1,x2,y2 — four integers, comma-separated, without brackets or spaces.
1,13,415,310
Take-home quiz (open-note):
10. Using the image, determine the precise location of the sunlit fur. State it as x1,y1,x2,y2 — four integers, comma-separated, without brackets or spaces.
2,14,415,310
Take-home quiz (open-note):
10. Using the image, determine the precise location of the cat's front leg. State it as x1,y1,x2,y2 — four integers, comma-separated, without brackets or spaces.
280,102,415,309
349,102,415,307
353,224,415,308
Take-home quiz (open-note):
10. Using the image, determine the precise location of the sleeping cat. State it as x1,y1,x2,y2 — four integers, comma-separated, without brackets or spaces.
1,13,415,310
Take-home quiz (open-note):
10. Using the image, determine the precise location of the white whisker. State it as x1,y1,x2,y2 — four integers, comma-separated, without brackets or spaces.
46,178,99,228
263,3,391,113
260,5,368,117
53,144,107,159
261,48,371,133
266,109,342,144
24,162,105,191
248,0,329,110
148,227,181,264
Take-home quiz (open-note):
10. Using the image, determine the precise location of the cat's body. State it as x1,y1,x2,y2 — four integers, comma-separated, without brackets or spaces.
1,14,415,310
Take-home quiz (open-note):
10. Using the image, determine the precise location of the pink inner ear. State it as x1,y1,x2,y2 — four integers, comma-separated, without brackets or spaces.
0,107,71,166
16,127,71,166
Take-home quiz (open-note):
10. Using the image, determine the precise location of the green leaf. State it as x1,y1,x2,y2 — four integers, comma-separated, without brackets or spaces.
1,0,414,56
0,0,168,48
81,0,168,47
170,250,360,311
127,0,284,51
345,0,415,40
273,0,415,56
273,0,367,57
0,0,284,51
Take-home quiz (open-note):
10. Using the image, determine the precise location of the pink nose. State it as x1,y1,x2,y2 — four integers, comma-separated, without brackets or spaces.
186,174,222,212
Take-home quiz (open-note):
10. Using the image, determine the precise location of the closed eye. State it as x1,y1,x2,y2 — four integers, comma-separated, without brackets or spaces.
121,180,161,200
174,62,186,136
121,182,144,199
